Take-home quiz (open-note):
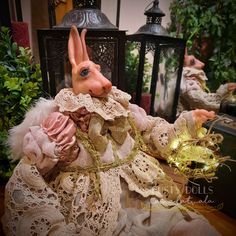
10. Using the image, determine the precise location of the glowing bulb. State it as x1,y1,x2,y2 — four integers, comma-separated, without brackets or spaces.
171,139,179,150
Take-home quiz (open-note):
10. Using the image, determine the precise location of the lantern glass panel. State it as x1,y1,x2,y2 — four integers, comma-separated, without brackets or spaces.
143,51,153,93
125,42,139,96
154,47,183,120
125,42,153,100
126,34,185,123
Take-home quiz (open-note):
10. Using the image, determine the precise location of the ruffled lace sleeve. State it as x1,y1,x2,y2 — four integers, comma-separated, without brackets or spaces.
183,87,223,112
128,104,197,159
216,84,228,97
180,68,229,112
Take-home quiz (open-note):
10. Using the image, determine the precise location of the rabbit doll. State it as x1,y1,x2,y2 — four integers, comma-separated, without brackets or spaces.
2,26,219,236
178,50,236,114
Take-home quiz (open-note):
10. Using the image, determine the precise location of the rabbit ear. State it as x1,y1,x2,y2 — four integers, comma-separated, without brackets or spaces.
68,25,83,68
81,29,89,61
185,47,188,56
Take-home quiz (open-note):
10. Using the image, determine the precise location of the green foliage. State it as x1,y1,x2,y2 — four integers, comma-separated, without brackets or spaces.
0,26,43,182
168,0,236,90
125,42,152,94
0,130,15,184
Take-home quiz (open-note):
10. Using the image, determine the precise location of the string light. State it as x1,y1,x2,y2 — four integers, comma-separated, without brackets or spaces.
166,127,229,181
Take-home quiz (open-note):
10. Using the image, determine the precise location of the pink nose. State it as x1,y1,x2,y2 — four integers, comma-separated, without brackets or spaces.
103,80,112,93
194,58,205,69
200,62,205,69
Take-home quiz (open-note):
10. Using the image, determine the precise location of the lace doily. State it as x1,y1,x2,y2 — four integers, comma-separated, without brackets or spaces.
49,168,122,236
54,87,131,121
2,158,77,236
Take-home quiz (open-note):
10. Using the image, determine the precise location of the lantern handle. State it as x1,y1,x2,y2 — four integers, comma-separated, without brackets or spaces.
144,0,159,11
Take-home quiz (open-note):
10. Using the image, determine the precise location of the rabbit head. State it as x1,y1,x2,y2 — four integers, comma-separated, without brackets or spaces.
68,25,112,97
184,48,205,69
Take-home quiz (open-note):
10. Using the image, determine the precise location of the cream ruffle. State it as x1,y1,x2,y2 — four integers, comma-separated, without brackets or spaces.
54,87,131,121
183,67,208,81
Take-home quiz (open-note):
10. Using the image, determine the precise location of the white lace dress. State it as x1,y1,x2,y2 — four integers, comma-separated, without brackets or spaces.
2,87,219,236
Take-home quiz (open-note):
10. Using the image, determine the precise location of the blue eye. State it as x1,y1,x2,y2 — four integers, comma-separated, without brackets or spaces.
80,68,89,77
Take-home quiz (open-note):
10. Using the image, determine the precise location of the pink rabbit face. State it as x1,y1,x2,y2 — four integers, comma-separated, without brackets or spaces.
184,55,205,69
71,60,112,97
184,48,205,70
68,26,112,97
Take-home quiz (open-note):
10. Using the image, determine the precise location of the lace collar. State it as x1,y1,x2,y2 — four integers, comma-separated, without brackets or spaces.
54,86,131,121
183,67,208,81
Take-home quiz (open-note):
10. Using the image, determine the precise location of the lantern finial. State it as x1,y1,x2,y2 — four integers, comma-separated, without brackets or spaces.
135,0,168,36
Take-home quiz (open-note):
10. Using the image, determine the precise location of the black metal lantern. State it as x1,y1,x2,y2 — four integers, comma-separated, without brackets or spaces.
38,0,126,97
126,0,185,123
54,0,116,29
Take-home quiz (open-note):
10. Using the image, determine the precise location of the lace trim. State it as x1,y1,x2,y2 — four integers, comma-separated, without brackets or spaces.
54,87,130,121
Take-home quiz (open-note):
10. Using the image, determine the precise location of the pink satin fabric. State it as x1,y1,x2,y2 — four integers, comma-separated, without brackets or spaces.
23,112,79,174
42,112,79,162
42,112,76,145
64,107,91,132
